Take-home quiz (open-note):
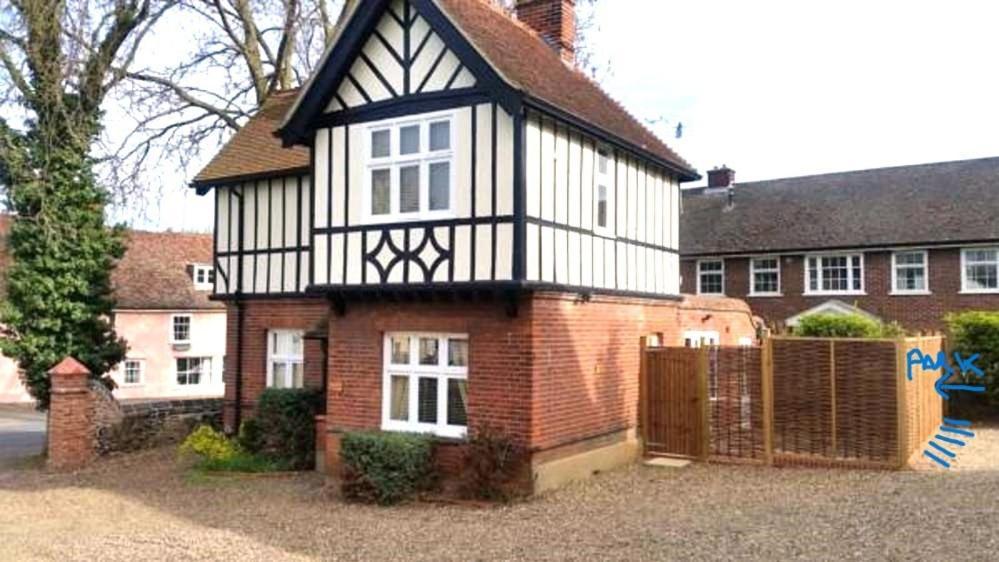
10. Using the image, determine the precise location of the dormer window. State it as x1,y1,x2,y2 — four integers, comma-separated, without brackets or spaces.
193,265,215,291
364,112,454,223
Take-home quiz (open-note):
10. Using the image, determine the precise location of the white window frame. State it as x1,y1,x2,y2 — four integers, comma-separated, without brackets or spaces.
171,314,192,344
891,250,930,295
362,111,456,224
961,247,999,294
193,265,215,291
804,253,865,295
176,356,211,386
696,259,725,295
267,330,305,388
593,147,615,238
683,330,719,348
382,332,468,439
749,256,781,297
122,359,144,386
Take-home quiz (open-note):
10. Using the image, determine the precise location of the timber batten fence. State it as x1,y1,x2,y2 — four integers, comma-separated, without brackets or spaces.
639,336,944,469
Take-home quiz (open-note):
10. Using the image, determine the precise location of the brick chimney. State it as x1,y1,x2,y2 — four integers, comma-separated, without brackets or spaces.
516,0,576,64
707,166,736,189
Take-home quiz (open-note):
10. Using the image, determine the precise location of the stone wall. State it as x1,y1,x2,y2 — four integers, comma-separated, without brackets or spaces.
102,398,223,454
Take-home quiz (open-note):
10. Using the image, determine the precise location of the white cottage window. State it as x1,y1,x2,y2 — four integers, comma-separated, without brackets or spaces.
267,330,305,389
805,254,864,295
892,250,929,294
382,333,468,438
750,257,781,296
364,113,455,223
962,248,999,293
697,260,724,295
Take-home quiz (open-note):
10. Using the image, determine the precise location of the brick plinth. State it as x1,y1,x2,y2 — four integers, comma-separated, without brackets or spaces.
47,358,95,471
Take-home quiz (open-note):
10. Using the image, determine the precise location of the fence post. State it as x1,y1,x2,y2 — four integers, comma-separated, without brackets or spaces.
697,345,710,461
829,341,838,458
639,336,649,456
761,337,774,466
895,338,910,469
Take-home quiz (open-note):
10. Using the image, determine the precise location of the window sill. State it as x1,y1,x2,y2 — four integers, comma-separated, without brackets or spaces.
959,289,999,295
360,210,457,226
381,423,467,440
889,291,932,296
748,293,783,298
696,293,726,297
803,291,866,297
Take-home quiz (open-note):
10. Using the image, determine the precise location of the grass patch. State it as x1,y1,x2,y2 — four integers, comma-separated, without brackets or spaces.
195,452,287,473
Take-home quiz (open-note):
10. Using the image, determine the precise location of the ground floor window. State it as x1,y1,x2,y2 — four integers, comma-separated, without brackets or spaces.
177,357,211,386
268,330,305,388
962,247,999,292
123,359,143,385
382,333,468,438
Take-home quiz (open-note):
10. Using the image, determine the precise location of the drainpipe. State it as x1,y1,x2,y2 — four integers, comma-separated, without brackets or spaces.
233,186,245,431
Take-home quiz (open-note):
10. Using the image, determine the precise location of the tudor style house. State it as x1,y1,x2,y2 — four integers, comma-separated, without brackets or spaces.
0,223,226,403
192,0,756,491
680,158,999,332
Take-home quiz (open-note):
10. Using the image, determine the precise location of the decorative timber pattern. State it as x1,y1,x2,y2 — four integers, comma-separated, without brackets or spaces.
327,0,477,113
363,226,453,284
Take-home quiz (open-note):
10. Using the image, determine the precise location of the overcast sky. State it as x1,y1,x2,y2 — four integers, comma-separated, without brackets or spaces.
133,0,999,232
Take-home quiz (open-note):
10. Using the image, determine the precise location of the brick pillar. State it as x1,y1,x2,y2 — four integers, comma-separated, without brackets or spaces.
47,357,95,471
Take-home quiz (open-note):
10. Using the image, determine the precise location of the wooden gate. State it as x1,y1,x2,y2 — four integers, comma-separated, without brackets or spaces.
640,345,707,458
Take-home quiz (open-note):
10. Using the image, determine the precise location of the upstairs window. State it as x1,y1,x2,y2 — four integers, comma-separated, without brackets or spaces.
593,149,614,236
365,114,454,222
171,314,192,344
268,330,304,389
962,248,999,293
193,265,215,291
750,257,780,295
697,260,724,295
892,250,929,294
806,254,864,294
383,333,468,439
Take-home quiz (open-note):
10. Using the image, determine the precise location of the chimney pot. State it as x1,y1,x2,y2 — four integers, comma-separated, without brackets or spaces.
516,0,576,64
707,166,735,189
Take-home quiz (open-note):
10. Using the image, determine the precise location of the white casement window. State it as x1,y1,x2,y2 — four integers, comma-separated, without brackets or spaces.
171,314,192,344
593,148,614,236
177,357,211,386
805,254,864,294
683,330,719,348
697,260,724,295
122,359,143,385
892,250,929,294
193,265,215,291
382,333,468,439
364,113,454,223
749,257,781,296
962,248,999,293
267,330,305,389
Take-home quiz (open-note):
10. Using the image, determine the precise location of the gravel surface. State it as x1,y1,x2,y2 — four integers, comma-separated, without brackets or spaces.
1,426,997,562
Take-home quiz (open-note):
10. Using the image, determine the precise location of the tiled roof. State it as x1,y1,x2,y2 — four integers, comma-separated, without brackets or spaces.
192,90,308,185
680,157,999,256
195,0,696,185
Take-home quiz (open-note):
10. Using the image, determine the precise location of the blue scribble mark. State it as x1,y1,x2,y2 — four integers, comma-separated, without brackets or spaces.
907,348,987,399
924,419,975,469
935,434,966,447
928,441,956,458
953,353,985,378
906,349,953,381
939,426,975,438
924,450,951,469
944,417,972,427
935,381,987,400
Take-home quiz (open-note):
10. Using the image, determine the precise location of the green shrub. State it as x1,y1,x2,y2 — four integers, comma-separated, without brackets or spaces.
795,313,904,339
253,388,323,470
340,431,435,505
180,424,284,473
947,311,999,409
459,426,527,502
237,418,264,454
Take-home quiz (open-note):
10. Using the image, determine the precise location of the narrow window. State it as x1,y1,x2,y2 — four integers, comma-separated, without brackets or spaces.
267,330,305,389
963,248,999,292
893,251,928,293
383,333,468,438
750,257,780,295
172,315,192,344
697,260,724,295
193,265,215,291
594,149,613,235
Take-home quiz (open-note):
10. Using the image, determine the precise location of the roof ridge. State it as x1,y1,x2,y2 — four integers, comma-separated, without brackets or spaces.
733,155,999,189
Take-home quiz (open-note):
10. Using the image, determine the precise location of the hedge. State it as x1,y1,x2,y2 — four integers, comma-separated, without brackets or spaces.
794,313,905,339
339,431,435,505
240,388,323,470
947,311,999,407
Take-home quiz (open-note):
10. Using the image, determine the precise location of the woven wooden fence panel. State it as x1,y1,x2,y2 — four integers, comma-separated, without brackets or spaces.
708,347,765,462
832,340,898,462
772,339,833,458
902,337,945,462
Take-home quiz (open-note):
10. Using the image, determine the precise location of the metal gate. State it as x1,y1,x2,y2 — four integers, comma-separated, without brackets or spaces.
640,345,707,458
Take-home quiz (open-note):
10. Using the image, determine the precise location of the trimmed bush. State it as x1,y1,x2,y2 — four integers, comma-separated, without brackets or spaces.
340,431,434,505
459,425,527,502
947,311,999,409
252,388,323,470
795,313,905,339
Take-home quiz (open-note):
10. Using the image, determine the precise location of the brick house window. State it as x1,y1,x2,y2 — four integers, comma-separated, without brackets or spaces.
171,314,192,344
267,330,304,389
805,254,864,294
750,257,780,296
383,333,468,438
594,148,614,236
177,357,211,386
892,250,929,294
364,113,454,222
697,260,724,295
123,359,143,385
962,248,999,293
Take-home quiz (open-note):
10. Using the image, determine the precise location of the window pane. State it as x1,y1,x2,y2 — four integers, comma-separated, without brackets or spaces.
699,261,722,272
400,125,420,155
173,316,190,341
391,336,410,364
428,162,450,211
897,267,925,291
292,363,304,388
418,377,438,424
371,169,390,215
967,249,997,264
430,121,450,151
273,362,288,389
896,252,924,266
447,379,468,426
390,375,409,421
400,166,420,213
448,339,468,367
598,152,609,174
371,130,390,158
419,337,439,366
597,185,608,227
754,272,778,293
967,264,998,289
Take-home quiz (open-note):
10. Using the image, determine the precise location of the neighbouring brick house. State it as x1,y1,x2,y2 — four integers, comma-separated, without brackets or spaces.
0,219,226,403
192,0,755,492
680,158,999,332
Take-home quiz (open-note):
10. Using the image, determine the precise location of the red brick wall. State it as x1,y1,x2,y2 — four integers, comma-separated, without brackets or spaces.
47,370,95,470
223,297,329,430
681,248,999,331
515,0,576,62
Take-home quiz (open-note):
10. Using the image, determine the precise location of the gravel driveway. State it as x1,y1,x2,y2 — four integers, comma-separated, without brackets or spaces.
1,425,997,561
